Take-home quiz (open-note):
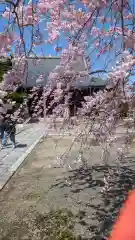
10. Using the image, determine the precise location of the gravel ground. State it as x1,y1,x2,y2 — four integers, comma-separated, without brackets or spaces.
0,126,135,239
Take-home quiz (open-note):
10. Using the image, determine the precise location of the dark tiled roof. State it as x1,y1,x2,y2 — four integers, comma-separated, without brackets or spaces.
87,77,107,87
73,76,107,89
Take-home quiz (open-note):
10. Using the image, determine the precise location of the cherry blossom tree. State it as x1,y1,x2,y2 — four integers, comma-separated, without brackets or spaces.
0,0,135,158
1,1,135,238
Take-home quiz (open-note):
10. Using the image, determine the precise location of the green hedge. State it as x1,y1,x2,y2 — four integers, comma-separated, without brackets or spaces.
7,92,27,104
0,58,12,82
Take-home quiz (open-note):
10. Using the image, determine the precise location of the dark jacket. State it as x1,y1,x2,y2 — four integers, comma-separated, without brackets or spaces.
0,106,6,127
0,115,4,127
4,114,16,134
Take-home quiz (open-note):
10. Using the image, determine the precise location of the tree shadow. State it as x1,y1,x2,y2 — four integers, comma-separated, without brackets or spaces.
51,165,107,192
50,160,135,239
16,143,27,148
29,118,39,123
2,143,27,149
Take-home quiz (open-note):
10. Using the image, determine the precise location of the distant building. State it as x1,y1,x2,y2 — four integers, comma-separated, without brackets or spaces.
23,56,107,91
23,56,107,116
23,56,61,87
73,76,107,94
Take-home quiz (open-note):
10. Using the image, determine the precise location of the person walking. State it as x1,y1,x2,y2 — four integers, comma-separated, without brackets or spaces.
0,102,7,148
0,112,6,147
1,110,16,149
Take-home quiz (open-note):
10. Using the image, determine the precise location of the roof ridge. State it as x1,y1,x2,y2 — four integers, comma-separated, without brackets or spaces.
26,56,61,59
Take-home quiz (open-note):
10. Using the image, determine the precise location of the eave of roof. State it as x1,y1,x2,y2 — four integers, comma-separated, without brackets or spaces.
25,56,60,59
73,77,107,89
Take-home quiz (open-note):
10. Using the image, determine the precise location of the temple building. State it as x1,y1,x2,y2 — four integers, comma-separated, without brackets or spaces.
23,56,107,117
24,56,106,90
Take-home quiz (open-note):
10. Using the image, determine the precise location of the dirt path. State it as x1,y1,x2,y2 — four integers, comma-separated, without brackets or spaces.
0,131,135,239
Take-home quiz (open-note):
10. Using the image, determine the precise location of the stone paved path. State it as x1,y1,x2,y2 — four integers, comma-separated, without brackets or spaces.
0,122,44,190
0,119,81,191
0,118,133,192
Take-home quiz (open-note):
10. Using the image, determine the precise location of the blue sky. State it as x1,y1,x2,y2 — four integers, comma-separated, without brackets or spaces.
0,1,118,77
0,0,135,81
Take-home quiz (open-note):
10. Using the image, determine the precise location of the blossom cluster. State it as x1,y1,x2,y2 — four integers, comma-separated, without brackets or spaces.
80,52,135,142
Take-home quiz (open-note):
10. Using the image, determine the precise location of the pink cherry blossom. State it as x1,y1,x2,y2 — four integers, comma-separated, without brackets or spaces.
1,0,135,171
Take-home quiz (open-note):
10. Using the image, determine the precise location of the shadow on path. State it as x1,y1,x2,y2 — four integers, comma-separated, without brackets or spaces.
16,143,27,148
51,159,135,239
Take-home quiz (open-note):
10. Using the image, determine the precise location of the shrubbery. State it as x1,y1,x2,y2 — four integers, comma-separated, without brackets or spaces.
7,92,27,104
0,58,12,82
